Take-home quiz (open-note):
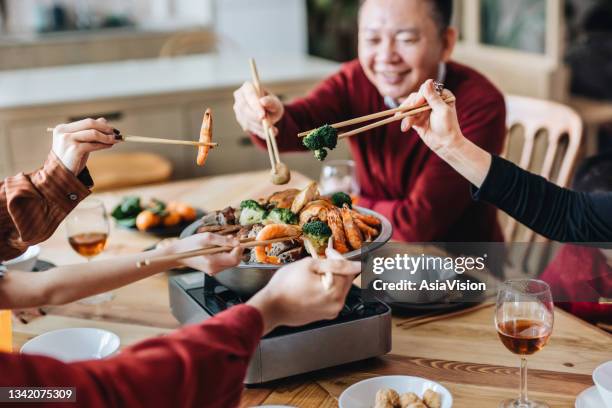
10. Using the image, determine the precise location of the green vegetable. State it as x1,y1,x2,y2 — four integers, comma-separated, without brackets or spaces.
314,149,328,161
331,192,352,209
266,208,298,225
302,220,332,254
239,200,267,225
303,125,338,151
111,196,142,220
148,199,167,216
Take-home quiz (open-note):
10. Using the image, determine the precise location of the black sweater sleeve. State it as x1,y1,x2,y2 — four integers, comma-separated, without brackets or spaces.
472,156,612,243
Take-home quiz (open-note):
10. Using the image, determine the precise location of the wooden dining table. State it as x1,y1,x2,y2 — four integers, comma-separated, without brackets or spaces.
11,170,612,408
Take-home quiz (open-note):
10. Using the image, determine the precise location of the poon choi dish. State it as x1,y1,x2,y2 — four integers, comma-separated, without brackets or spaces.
196,182,381,264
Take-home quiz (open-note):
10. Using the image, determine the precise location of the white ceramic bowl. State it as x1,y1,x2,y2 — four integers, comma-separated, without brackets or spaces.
339,375,453,408
593,361,612,408
21,328,120,362
2,245,40,271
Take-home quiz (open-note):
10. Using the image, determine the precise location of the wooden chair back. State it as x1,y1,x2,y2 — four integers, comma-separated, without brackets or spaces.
502,95,583,275
159,31,217,58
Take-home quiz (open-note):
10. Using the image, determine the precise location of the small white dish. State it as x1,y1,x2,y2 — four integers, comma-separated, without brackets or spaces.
21,328,120,362
3,245,40,271
575,386,606,408
594,361,612,408
339,375,453,408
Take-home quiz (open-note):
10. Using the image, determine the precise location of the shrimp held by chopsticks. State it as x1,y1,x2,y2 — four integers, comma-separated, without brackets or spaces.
197,108,213,166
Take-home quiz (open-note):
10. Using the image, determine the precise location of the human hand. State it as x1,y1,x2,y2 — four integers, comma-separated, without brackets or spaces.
247,247,360,334
51,118,119,175
233,81,284,139
170,233,243,275
398,79,463,153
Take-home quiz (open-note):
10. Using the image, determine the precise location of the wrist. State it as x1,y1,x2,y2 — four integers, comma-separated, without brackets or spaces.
247,289,283,335
435,130,466,158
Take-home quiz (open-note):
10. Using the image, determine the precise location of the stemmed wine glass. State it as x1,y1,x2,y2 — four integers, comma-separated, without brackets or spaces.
66,199,112,304
319,160,360,197
495,279,554,408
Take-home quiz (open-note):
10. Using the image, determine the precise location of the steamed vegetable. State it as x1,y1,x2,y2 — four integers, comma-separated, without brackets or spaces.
303,125,338,161
331,192,352,209
266,208,298,225
239,199,267,225
302,220,332,255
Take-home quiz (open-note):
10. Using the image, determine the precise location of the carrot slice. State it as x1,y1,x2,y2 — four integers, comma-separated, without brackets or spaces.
197,108,212,166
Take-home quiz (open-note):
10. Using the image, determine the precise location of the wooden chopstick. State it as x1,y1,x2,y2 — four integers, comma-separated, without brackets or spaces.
249,58,280,173
297,95,456,138
396,301,493,329
46,128,217,148
136,234,300,267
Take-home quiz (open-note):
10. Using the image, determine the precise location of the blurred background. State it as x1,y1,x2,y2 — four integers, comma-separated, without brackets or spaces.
1,0,611,189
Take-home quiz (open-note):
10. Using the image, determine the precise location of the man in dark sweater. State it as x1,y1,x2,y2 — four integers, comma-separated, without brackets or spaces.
233,0,506,243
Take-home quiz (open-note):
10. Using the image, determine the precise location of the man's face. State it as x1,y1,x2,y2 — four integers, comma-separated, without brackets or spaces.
358,0,455,101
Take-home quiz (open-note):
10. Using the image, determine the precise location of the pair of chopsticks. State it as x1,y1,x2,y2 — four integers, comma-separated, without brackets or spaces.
136,234,300,268
46,128,218,149
249,58,283,175
396,301,493,329
297,94,456,139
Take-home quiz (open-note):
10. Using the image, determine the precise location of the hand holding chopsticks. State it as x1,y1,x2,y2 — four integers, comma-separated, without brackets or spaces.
297,93,456,140
46,128,218,148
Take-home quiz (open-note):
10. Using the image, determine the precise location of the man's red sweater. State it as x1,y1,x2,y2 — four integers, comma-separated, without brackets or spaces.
254,60,506,242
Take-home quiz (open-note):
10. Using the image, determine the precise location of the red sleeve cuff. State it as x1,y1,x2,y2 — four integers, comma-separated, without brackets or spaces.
208,304,264,352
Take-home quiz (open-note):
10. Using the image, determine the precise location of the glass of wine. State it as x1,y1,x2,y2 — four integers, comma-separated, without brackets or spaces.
66,199,112,304
495,279,554,408
319,160,360,197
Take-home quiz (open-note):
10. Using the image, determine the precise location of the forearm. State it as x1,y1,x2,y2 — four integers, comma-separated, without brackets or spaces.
0,248,180,309
435,135,493,188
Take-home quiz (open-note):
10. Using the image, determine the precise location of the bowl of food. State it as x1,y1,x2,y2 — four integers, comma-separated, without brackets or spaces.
339,375,452,408
2,245,40,271
21,328,120,362
111,197,202,237
181,183,392,296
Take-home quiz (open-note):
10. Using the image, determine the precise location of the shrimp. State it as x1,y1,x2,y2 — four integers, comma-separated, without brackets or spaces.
354,218,379,241
350,208,381,227
299,200,333,225
197,108,212,166
327,207,350,253
341,206,363,250
254,224,301,264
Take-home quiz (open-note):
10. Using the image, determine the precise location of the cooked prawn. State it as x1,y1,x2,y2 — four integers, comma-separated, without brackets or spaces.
197,108,212,166
327,207,350,253
299,200,333,226
254,224,301,264
341,206,363,250
350,209,381,227
354,218,378,241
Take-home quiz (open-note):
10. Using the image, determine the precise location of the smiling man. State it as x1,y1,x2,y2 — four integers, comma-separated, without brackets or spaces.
233,0,506,243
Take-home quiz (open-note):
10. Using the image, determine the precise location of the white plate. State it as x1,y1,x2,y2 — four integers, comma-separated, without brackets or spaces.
3,245,40,271
575,386,607,408
21,328,120,362
594,361,612,408
339,375,453,408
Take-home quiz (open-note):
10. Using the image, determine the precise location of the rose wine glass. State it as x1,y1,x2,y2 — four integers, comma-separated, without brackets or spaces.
66,199,112,304
495,279,554,408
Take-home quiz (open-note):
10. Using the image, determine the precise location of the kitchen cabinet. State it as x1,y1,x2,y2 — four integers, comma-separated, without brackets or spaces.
0,54,342,181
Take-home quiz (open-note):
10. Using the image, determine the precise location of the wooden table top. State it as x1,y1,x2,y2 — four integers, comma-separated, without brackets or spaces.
12,170,612,408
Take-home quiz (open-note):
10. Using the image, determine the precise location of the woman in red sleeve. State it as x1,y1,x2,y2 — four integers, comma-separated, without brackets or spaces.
233,0,506,244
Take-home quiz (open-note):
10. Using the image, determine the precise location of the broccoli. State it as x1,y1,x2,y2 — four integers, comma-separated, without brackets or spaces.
302,220,332,255
266,208,298,225
314,149,328,161
303,125,338,151
331,192,352,209
239,200,267,225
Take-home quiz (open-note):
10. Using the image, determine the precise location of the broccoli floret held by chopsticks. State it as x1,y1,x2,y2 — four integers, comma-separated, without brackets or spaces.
302,220,332,255
303,125,338,161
